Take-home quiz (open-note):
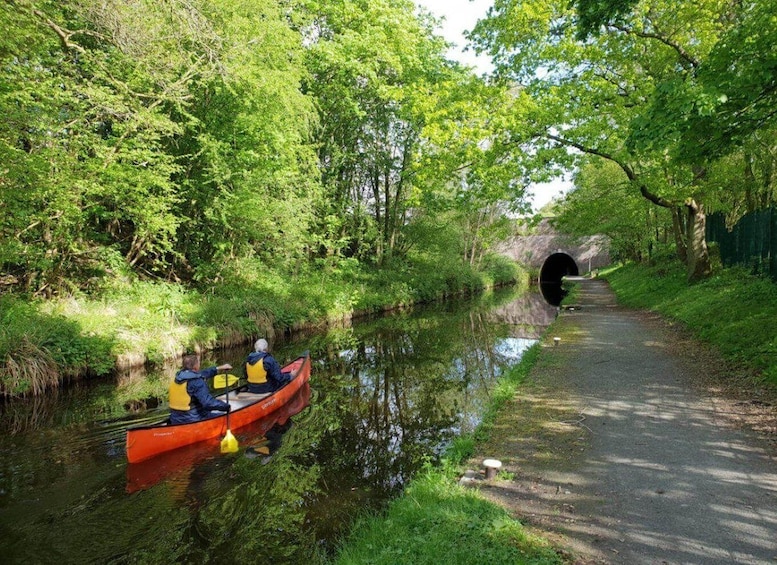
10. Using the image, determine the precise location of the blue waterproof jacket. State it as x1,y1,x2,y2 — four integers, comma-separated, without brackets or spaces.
245,352,291,394
169,366,230,425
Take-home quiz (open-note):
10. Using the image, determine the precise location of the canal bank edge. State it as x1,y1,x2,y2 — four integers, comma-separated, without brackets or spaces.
5,265,531,398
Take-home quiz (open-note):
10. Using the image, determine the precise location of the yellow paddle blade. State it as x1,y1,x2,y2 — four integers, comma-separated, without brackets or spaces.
214,374,239,388
220,429,239,453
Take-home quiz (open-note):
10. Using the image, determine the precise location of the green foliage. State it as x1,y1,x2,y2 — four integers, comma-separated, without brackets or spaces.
304,0,531,267
304,0,445,264
173,0,319,275
1,0,540,392
0,0,190,290
1,0,525,306
570,0,641,38
553,160,673,262
605,262,777,386
471,0,777,280
630,0,777,164
0,0,319,293
480,253,523,287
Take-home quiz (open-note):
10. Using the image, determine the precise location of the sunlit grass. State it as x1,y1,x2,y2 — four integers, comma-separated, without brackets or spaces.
2,337,60,396
333,468,564,565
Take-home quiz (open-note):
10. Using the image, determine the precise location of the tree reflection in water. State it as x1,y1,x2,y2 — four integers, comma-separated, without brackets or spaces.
0,287,556,564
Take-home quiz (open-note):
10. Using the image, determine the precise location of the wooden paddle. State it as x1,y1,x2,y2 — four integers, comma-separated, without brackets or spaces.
219,374,239,453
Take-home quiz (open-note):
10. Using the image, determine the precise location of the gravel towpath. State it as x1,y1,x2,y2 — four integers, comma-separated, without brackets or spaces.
474,277,777,564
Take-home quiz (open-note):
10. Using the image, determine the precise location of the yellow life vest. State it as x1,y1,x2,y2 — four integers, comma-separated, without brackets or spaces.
246,357,268,385
169,379,192,411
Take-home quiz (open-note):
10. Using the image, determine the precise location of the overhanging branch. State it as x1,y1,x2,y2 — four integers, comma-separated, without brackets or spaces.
544,132,675,208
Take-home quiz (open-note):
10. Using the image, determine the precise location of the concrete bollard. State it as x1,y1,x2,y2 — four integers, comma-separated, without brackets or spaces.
483,458,502,479
553,337,560,346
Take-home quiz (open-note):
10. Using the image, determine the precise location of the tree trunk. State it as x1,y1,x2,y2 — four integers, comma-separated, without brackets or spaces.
685,199,711,282
639,185,710,281
371,170,384,264
744,151,757,212
671,207,688,263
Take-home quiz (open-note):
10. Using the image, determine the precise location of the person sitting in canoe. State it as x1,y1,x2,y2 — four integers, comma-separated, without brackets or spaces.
245,339,300,394
169,354,233,424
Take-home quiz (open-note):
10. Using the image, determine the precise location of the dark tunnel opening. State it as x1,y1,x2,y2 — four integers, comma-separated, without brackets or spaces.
539,253,579,306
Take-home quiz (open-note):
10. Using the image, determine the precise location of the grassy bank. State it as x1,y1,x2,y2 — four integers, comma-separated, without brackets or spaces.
329,345,567,565
0,254,523,396
603,260,777,387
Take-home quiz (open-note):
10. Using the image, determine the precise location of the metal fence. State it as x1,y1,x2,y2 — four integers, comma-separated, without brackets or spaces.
706,208,777,279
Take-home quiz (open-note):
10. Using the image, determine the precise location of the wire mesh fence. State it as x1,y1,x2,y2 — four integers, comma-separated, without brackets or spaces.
706,209,777,279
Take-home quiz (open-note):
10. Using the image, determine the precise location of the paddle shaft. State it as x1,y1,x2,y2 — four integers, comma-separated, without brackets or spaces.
225,381,230,429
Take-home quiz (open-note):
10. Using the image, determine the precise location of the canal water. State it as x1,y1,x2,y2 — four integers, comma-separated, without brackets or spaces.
0,286,557,564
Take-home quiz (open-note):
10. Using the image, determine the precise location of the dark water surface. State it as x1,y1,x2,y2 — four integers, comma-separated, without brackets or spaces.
0,287,556,564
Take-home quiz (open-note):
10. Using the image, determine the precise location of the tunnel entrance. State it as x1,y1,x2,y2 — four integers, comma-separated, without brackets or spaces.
539,253,579,306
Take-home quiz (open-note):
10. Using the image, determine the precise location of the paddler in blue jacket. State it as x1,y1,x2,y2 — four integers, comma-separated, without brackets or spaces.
245,338,299,394
169,354,233,424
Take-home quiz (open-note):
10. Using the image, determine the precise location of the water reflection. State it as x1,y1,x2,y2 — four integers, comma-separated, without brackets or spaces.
491,291,559,337
0,286,557,564
540,280,568,306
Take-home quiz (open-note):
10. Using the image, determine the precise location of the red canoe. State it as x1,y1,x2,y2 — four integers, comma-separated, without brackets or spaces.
126,379,311,493
126,353,311,463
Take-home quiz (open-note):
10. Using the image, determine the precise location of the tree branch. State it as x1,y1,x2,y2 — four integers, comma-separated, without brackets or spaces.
544,132,632,176
26,7,83,53
544,132,675,208
608,23,699,68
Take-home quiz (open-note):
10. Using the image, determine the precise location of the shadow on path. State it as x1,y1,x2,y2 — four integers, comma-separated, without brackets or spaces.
474,277,777,565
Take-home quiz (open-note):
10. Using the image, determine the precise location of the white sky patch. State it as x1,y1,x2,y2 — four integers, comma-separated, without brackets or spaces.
529,178,572,211
414,0,495,74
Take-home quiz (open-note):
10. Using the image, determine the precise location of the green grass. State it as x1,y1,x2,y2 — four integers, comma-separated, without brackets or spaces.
0,296,115,395
333,467,563,565
604,261,777,385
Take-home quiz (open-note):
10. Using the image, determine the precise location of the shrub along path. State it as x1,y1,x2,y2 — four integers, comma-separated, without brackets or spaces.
470,277,777,564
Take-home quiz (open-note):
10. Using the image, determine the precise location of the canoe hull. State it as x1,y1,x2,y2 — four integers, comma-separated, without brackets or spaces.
126,379,310,492
126,354,310,463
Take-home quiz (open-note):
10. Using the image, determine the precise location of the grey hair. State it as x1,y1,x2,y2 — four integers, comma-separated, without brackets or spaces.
254,338,269,352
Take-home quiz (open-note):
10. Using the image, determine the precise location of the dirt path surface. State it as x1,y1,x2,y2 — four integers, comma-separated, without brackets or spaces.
472,277,777,564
